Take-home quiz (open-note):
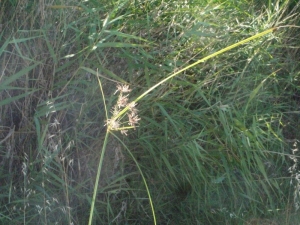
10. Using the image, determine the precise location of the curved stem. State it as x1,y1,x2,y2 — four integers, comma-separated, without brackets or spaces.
112,133,157,225
113,27,276,120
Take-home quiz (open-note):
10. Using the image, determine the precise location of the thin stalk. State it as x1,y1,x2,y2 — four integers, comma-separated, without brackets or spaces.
113,27,277,120
88,130,109,225
112,132,157,225
88,72,110,225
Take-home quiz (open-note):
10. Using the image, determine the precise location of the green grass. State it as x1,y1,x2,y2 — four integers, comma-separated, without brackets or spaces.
0,0,300,224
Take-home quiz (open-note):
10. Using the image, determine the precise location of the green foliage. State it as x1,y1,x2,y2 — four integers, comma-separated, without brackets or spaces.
0,0,299,224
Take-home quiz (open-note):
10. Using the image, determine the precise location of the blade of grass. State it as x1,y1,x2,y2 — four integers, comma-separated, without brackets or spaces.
42,30,57,64
245,76,268,112
0,90,35,107
81,66,127,83
0,62,40,86
96,42,146,48
0,36,11,57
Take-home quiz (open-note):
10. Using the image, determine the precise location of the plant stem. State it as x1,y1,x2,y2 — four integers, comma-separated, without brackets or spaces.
88,130,109,225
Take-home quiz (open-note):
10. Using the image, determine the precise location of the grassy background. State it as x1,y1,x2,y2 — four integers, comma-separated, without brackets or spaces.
0,0,300,224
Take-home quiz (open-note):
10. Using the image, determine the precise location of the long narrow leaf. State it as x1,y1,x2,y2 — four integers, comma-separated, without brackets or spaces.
0,36,11,57
0,90,35,107
0,62,40,87
96,42,145,48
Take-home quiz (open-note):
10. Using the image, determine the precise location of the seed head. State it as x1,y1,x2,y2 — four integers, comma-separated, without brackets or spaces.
107,84,140,134
114,84,132,95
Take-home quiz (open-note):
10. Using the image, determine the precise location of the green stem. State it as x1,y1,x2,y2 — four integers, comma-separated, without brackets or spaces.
114,27,277,120
112,133,157,225
88,130,110,225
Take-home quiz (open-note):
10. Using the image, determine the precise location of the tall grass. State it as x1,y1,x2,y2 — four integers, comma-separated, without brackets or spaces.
0,0,299,224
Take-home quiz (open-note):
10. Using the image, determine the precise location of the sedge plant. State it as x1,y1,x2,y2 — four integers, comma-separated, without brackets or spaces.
88,27,277,225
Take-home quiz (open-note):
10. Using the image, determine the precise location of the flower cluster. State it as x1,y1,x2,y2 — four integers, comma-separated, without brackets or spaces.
105,84,140,135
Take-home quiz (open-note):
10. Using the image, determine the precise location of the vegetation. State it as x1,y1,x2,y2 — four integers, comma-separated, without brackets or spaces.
0,0,299,224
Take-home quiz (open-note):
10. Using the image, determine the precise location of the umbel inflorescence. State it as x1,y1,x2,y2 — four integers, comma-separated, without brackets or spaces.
105,84,140,135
